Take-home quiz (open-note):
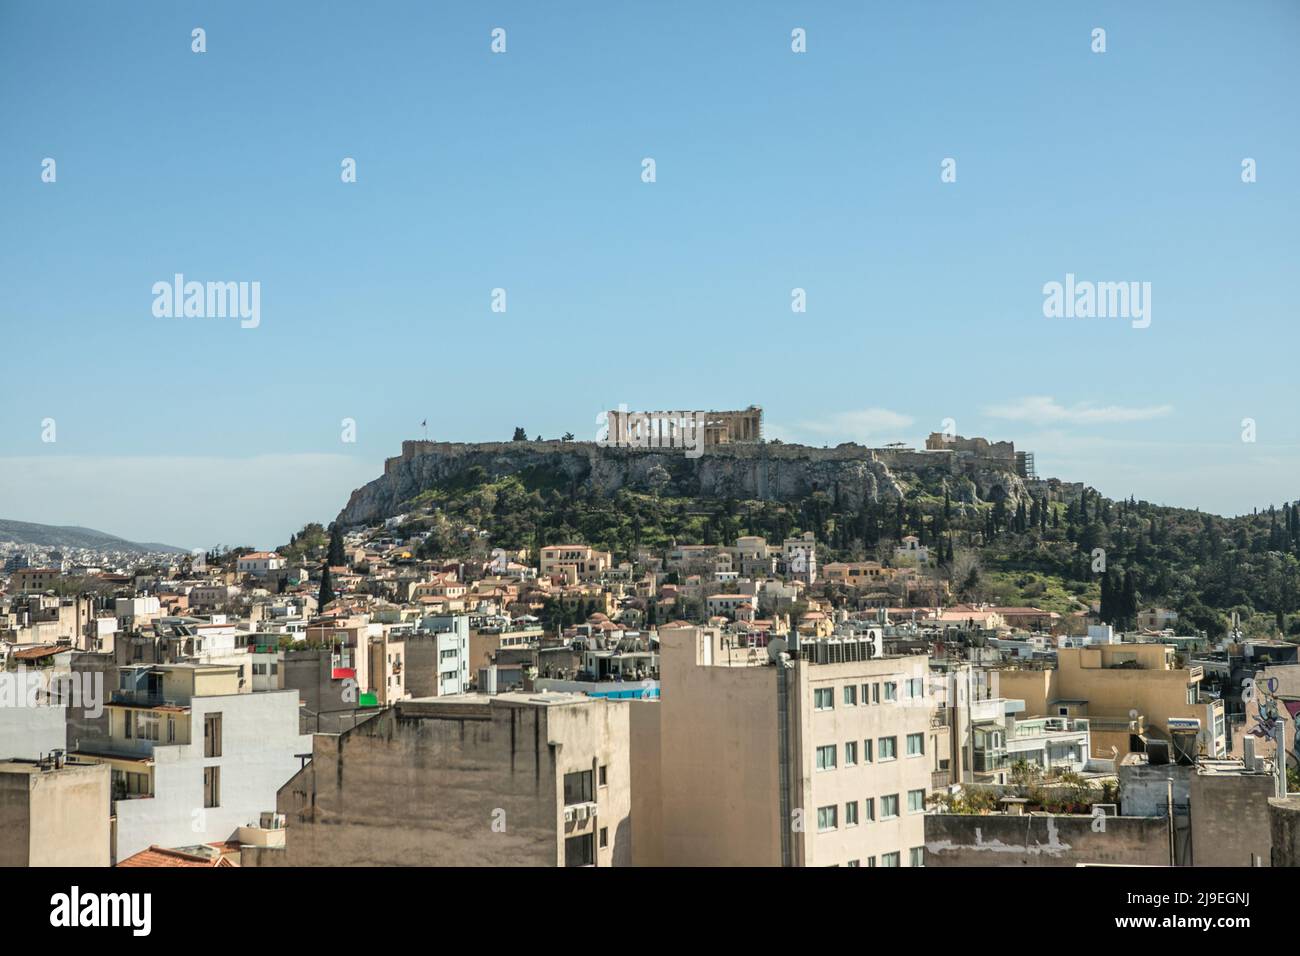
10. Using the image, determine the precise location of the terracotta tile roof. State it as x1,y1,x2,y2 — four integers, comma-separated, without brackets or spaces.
117,845,233,867
11,645,65,661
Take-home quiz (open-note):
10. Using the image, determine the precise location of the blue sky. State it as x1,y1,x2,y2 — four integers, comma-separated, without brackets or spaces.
1,1,1297,549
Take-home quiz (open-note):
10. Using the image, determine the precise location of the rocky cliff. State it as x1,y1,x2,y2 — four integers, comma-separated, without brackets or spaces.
337,440,1040,528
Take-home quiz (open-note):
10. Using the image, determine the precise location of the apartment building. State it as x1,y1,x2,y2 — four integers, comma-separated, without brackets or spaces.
782,532,817,584
637,625,931,867
10,567,60,592
236,552,286,576
242,692,632,867
995,643,1226,761
405,614,470,697
539,545,612,584
73,662,310,862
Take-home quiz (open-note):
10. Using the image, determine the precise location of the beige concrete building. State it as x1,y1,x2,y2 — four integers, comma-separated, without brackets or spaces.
995,643,1225,760
243,692,632,867
540,545,612,584
0,757,111,866
635,625,932,867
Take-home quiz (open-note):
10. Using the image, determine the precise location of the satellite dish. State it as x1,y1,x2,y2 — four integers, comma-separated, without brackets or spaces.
767,638,789,663
1129,709,1139,720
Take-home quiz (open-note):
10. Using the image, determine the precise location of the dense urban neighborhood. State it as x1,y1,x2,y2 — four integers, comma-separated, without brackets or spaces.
4,418,1300,869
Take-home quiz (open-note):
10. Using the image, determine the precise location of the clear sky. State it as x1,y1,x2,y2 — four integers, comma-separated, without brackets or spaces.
2,1,1297,550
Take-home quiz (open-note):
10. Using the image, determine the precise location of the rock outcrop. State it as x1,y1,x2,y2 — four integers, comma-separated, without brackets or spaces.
337,439,1039,528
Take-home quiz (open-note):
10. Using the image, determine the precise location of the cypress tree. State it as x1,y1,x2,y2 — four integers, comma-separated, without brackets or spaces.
319,563,336,608
327,523,346,567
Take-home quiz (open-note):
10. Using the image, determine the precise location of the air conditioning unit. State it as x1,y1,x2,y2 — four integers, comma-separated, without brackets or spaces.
575,805,590,821
564,807,577,824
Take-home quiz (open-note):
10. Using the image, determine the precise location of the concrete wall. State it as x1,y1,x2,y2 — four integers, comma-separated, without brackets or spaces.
0,763,110,866
628,699,663,866
657,628,783,866
925,813,1170,866
1268,797,1300,866
245,695,631,867
1190,771,1274,866
1119,761,1192,817
0,705,67,760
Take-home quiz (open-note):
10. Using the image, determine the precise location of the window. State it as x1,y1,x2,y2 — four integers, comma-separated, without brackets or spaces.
907,733,925,756
817,805,838,832
598,765,608,787
843,685,857,706
910,847,925,867
863,739,873,763
882,794,899,819
878,736,897,760
881,851,901,868
203,766,221,808
204,713,222,758
563,770,593,806
844,741,858,766
883,682,898,702
814,688,834,711
863,798,875,822
816,745,837,771
137,713,159,741
872,683,881,704
565,833,595,867
845,801,859,826
860,683,870,704
599,827,609,849
167,717,175,743
908,789,926,813
846,859,860,868
866,856,877,867
908,677,925,699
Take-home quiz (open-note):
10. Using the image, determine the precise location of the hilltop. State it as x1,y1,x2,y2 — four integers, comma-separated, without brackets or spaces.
0,518,186,554
327,438,1300,642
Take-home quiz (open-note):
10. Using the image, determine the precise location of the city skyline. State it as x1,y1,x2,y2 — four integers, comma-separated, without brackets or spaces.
3,0,1297,546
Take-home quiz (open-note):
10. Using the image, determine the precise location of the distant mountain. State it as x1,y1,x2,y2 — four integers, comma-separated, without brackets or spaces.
0,519,187,554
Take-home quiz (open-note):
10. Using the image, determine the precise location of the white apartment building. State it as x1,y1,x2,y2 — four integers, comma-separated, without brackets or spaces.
237,552,286,576
74,662,310,862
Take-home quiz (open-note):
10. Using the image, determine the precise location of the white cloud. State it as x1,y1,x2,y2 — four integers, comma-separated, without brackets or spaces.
982,396,1174,426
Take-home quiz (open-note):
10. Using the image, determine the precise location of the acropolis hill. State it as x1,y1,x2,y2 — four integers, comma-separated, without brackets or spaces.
336,434,1083,528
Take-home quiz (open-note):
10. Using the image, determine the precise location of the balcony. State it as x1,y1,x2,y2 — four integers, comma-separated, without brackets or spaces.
1089,714,1146,735
1013,717,1089,738
109,691,186,709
